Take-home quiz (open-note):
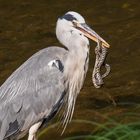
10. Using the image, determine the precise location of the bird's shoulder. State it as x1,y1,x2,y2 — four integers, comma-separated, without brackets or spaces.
0,46,68,139
0,46,68,104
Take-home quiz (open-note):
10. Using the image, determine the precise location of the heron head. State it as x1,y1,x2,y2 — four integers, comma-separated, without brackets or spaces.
56,11,110,48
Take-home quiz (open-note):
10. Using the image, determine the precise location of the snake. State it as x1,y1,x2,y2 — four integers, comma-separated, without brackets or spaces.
92,40,111,88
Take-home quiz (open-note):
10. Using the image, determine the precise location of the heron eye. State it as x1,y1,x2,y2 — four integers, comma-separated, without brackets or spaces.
72,20,78,27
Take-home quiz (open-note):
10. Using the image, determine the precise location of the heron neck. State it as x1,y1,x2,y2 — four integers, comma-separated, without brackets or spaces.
62,45,89,126
64,45,89,92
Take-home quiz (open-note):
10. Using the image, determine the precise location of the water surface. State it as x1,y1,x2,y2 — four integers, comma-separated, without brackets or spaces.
0,0,140,139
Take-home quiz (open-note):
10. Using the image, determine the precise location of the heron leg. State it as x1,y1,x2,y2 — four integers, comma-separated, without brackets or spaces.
28,121,42,140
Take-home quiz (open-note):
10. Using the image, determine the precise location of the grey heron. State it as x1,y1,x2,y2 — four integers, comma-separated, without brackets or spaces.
0,11,110,140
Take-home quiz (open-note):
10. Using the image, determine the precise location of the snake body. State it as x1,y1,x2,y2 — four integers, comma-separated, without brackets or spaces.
92,40,111,88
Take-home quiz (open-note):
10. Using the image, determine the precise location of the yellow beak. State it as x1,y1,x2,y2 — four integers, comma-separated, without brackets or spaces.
76,23,110,48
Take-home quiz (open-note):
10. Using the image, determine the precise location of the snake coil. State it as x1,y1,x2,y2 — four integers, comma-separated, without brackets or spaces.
92,40,111,88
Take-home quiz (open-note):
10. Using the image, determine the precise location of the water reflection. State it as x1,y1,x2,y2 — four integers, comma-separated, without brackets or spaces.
0,0,139,139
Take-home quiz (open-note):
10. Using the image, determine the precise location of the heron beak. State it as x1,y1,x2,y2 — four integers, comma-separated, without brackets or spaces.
76,23,110,48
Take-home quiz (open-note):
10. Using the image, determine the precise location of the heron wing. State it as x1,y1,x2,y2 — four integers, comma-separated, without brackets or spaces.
0,47,67,139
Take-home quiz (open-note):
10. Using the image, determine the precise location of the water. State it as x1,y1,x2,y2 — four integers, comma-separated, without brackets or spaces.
0,0,139,139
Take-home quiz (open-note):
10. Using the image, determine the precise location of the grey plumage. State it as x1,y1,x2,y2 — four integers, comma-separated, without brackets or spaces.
0,47,67,139
0,11,110,140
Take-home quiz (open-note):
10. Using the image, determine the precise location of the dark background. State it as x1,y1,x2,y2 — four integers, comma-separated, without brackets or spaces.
0,0,139,139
